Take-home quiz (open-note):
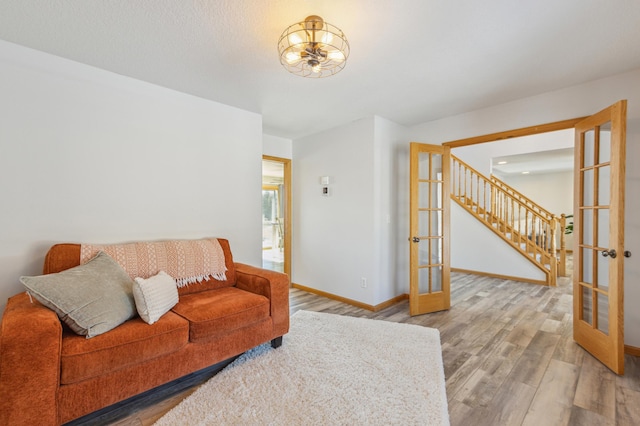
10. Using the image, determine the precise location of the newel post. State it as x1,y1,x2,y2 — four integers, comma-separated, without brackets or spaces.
559,214,567,277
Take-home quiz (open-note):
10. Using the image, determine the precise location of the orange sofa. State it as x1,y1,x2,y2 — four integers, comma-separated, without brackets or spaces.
0,239,290,425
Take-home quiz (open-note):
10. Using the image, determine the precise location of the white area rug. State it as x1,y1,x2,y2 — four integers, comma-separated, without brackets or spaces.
154,310,449,425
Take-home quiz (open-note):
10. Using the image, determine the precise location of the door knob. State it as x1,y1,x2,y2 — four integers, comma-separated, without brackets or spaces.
624,251,632,258
601,249,617,258
411,237,420,243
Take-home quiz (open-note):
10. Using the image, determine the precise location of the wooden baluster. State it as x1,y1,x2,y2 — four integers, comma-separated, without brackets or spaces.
452,159,456,198
491,183,496,223
518,204,522,245
500,190,505,232
468,169,472,206
549,217,557,286
524,211,528,247
456,161,460,198
483,181,488,220
510,198,515,241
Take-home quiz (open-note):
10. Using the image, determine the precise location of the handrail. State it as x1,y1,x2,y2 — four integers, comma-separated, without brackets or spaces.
451,155,558,286
490,175,555,221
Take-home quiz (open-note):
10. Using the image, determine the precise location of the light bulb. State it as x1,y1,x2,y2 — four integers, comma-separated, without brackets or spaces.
311,63,321,73
327,51,345,62
288,32,303,45
285,52,301,64
321,31,333,44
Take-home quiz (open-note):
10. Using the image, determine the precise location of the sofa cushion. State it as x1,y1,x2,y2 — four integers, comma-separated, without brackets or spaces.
171,287,270,343
133,271,179,324
60,311,189,385
20,251,137,338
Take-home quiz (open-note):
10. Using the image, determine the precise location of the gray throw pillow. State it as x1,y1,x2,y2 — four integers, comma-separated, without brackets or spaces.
20,251,137,338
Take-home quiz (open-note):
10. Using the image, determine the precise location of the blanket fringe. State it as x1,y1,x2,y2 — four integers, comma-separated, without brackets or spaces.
175,270,227,288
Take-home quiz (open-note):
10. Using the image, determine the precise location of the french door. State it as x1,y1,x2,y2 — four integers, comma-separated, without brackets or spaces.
573,100,627,374
409,143,451,316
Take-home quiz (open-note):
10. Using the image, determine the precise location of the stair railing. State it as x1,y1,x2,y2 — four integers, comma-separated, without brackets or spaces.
451,155,558,286
490,175,555,222
492,174,570,277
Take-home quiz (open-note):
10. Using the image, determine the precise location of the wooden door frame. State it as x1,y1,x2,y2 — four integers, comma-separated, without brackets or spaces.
441,114,636,355
262,155,292,277
442,117,588,148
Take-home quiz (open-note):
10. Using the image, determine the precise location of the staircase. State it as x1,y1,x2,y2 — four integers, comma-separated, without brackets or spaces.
451,155,564,286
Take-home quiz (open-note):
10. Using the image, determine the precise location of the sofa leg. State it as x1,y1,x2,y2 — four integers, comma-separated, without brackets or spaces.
271,336,283,348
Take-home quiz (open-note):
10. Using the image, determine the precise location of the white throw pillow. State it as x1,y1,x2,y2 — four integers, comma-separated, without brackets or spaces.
133,271,179,324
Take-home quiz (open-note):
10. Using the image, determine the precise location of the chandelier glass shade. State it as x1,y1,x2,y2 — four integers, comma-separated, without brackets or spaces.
278,15,350,78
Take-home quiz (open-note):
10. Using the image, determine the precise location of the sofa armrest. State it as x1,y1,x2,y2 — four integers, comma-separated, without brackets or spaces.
234,263,290,339
0,292,62,426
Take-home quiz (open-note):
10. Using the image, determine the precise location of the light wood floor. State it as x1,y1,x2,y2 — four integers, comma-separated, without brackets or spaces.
85,271,640,426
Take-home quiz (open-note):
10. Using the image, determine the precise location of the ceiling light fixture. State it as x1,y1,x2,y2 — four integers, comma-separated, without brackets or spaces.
278,15,350,78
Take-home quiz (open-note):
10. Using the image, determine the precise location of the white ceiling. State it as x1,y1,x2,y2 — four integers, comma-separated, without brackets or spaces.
492,148,575,176
1,0,639,139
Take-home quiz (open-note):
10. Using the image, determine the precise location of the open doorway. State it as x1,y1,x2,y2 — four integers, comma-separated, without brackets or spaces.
451,129,575,282
262,156,291,276
442,103,629,373
445,120,582,285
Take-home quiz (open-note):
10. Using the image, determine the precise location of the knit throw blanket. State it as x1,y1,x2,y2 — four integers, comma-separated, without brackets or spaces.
80,238,227,287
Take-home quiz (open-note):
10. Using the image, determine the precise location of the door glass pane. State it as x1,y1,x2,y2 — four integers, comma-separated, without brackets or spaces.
583,129,595,167
419,182,430,208
597,208,609,249
597,293,609,335
418,211,429,236
582,286,593,325
418,240,429,265
599,122,611,163
597,251,609,292
430,210,442,239
597,165,610,206
431,238,442,264
431,266,442,292
419,153,431,179
431,154,442,180
582,169,594,206
418,267,430,293
582,248,593,284
431,181,442,210
582,209,593,246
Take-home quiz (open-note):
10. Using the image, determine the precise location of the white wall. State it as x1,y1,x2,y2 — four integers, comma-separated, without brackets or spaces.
451,203,545,281
292,116,409,306
374,117,411,301
292,118,377,304
0,40,263,313
263,134,292,159
410,67,640,347
498,171,574,217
